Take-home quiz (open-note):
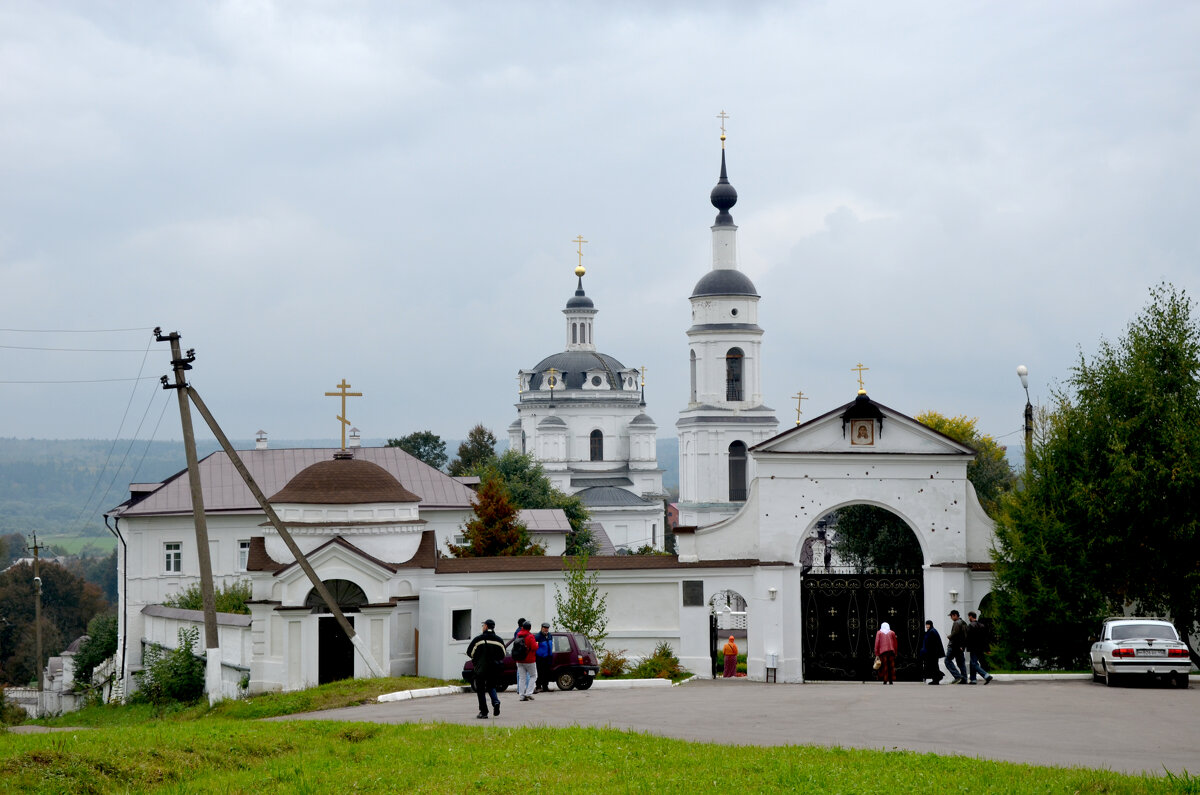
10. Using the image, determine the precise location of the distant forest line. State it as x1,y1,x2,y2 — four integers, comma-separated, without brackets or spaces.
0,436,679,540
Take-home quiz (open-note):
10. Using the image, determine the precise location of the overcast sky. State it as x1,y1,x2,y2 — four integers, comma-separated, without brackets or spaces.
2,2,1197,453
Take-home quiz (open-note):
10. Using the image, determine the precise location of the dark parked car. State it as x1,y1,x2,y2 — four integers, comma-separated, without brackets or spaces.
462,631,599,691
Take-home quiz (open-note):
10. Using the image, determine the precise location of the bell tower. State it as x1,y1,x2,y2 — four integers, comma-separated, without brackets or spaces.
676,120,778,528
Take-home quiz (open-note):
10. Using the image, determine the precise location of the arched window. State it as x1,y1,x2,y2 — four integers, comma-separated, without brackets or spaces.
725,348,744,401
728,440,747,501
305,579,368,613
689,350,697,402
590,429,604,461
572,323,578,344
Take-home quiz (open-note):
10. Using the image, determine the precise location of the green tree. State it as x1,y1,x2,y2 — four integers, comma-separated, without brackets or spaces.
447,424,498,476
992,284,1200,667
0,561,107,685
446,476,544,557
915,411,1016,515
386,430,448,471
483,450,595,555
73,612,118,691
554,552,608,651
829,505,923,572
163,580,252,615
131,626,206,705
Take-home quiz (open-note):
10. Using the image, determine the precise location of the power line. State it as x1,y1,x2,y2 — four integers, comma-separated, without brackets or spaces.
0,344,169,352
71,338,157,533
0,377,163,384
0,326,155,333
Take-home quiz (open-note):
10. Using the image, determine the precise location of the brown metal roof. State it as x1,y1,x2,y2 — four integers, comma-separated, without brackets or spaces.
435,555,764,574
245,530,440,575
113,446,477,517
269,456,422,504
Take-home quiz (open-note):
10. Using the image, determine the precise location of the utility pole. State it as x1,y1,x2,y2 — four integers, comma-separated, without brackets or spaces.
28,532,44,716
155,328,222,704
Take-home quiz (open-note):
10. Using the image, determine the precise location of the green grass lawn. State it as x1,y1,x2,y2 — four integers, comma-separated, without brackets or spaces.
5,677,1195,794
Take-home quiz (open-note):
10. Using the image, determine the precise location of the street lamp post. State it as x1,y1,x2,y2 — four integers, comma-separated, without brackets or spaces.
1017,365,1033,458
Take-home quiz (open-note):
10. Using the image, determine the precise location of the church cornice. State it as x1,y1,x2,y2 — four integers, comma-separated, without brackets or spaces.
686,323,763,335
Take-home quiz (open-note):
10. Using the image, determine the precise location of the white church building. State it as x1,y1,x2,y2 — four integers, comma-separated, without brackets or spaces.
105,135,997,699
509,260,666,552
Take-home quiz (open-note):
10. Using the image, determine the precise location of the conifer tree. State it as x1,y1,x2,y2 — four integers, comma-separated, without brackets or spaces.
446,476,544,557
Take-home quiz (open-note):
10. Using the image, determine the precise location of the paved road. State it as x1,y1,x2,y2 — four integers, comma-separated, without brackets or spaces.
276,678,1200,775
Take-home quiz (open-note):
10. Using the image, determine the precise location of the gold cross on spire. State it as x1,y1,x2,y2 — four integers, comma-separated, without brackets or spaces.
573,235,588,273
324,378,363,450
792,391,809,425
640,365,646,387
516,373,524,395
852,363,869,394
716,110,729,148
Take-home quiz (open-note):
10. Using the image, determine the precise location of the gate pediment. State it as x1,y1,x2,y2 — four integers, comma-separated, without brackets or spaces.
751,396,975,458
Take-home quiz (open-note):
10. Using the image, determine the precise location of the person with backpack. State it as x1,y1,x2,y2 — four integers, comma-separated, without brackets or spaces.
534,622,554,693
467,619,506,719
514,620,539,701
966,611,994,684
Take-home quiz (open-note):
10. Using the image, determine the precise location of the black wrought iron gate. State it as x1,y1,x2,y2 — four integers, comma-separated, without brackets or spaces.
801,571,924,681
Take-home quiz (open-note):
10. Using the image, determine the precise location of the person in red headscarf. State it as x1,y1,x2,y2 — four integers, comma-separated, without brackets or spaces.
722,636,739,678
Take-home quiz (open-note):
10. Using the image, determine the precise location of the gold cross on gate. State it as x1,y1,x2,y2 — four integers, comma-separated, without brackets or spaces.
827,606,837,617
573,235,588,269
324,379,362,450
716,110,730,147
827,632,838,642
852,362,869,394
792,390,808,425
888,607,898,616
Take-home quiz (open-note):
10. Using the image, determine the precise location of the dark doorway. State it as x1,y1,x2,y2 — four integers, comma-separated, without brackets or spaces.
801,570,924,681
318,615,354,684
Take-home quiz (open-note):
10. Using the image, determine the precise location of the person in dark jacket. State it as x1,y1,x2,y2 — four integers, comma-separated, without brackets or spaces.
945,609,969,684
920,620,945,684
467,619,506,719
966,611,994,684
534,622,554,693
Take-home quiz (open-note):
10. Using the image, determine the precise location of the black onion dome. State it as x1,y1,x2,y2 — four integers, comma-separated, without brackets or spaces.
710,149,738,225
565,291,594,309
565,273,594,308
691,268,758,298
528,350,628,391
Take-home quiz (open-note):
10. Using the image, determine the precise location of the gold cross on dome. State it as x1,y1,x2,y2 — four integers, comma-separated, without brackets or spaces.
324,378,362,450
546,367,559,391
516,374,524,394
852,362,869,394
792,391,808,425
572,235,588,269
716,110,730,147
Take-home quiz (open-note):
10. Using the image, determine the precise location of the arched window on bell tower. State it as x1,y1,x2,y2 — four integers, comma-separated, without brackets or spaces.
728,440,747,501
689,350,697,402
590,429,604,461
725,348,744,401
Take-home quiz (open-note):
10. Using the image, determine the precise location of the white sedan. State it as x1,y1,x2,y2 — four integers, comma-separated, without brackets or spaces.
1090,618,1192,688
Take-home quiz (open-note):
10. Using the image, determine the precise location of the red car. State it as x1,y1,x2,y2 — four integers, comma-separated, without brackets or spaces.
462,632,599,691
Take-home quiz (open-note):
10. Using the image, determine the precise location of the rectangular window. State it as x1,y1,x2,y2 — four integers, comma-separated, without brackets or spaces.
238,540,251,571
164,542,182,573
451,609,472,641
